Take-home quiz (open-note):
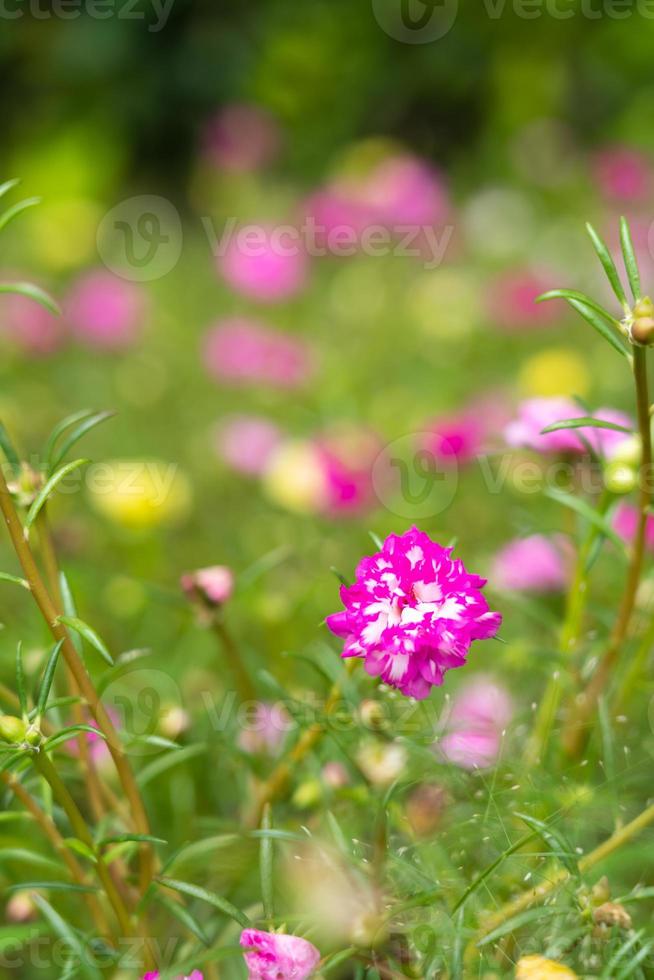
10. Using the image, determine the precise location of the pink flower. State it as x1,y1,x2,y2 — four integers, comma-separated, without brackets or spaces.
361,154,449,227
238,702,293,755
65,271,145,349
214,415,283,476
593,146,653,202
438,676,512,770
181,565,234,606
142,973,202,979
240,929,320,980
421,413,486,467
492,535,569,593
315,429,380,517
326,528,502,700
202,103,281,172
0,291,64,356
203,318,313,389
218,225,309,302
486,269,559,330
504,398,633,456
612,502,654,551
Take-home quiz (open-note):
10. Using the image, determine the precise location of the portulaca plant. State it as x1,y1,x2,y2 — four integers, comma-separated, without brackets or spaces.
2,184,654,978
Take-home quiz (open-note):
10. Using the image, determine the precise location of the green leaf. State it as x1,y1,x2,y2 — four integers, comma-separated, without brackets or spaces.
260,803,274,925
48,411,115,474
56,616,113,665
0,196,41,233
0,572,29,590
156,876,251,928
541,417,632,436
0,421,21,474
515,812,580,878
36,639,65,717
0,178,20,200
567,297,630,358
136,743,206,787
43,410,97,473
32,893,102,980
58,572,83,657
100,833,166,847
450,831,537,914
476,907,560,947
16,642,27,718
0,282,60,315
537,288,619,323
154,891,210,946
368,531,383,550
620,216,641,302
543,488,626,553
64,838,97,863
25,459,90,533
43,724,104,752
9,880,98,893
586,222,628,308
320,948,358,974
0,848,62,873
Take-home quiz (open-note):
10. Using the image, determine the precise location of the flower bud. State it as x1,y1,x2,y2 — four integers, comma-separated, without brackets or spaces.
610,434,641,468
593,901,632,931
0,715,27,743
358,699,389,731
6,891,37,923
7,464,44,508
604,460,638,494
630,296,654,345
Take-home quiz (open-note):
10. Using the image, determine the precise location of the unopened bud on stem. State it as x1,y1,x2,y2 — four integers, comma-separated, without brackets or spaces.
630,297,654,346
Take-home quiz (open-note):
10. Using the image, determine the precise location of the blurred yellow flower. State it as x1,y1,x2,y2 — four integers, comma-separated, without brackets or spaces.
27,198,102,271
88,459,191,529
262,440,326,514
519,348,590,398
410,268,481,338
515,955,578,978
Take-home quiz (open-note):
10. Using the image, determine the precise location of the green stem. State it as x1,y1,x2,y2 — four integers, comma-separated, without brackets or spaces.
613,598,654,713
34,752,133,939
0,460,154,894
563,346,652,756
211,618,256,702
523,494,608,766
466,796,654,965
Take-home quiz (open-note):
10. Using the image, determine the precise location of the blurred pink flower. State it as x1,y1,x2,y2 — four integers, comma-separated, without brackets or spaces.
203,318,314,389
486,269,559,330
302,188,376,253
322,761,350,788
492,535,569,593
504,398,633,456
421,413,486,467
143,973,202,980
0,291,64,356
202,104,281,172
238,701,292,755
218,224,309,302
439,676,512,770
65,270,145,349
214,415,284,476
327,527,502,699
315,428,380,517
612,502,654,551
240,929,320,980
593,146,653,202
362,154,450,227
181,565,234,606
68,709,120,767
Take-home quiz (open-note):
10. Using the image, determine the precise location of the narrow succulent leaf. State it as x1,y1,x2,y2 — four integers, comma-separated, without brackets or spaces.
586,222,628,308
260,803,275,925
156,876,251,928
0,178,20,200
100,833,166,846
368,531,383,550
58,572,83,657
450,831,537,913
136,743,206,787
0,751,28,774
154,891,210,946
515,812,580,878
56,616,113,665
541,417,632,435
320,949,359,974
0,196,41,232
9,880,99,893
0,572,29,590
0,421,21,474
620,216,642,301
537,288,620,323
15,642,27,718
48,411,115,473
544,488,626,553
567,297,630,357
43,410,95,472
64,838,97,863
476,907,560,947
32,893,103,980
0,848,62,872
0,282,60,314
36,640,65,717
25,459,90,533
43,724,104,752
